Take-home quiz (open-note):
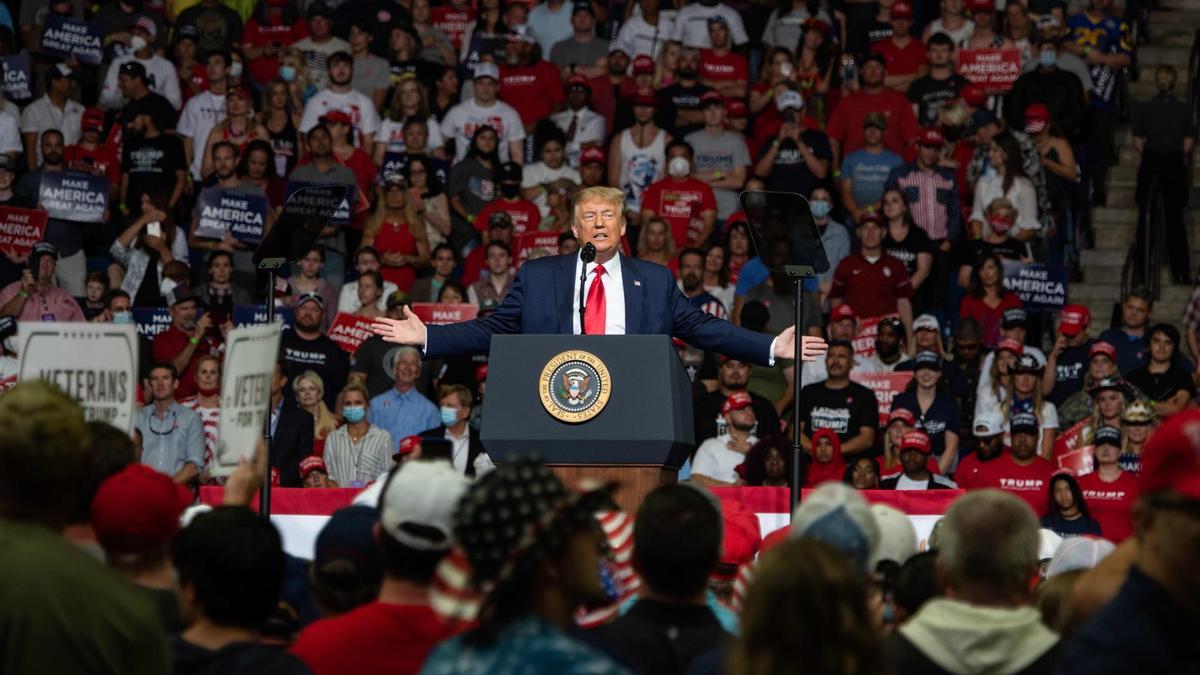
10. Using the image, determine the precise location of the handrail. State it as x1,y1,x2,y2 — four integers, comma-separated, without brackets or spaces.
1121,172,1167,300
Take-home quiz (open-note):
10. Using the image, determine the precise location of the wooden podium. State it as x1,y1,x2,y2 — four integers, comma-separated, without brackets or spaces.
481,335,694,516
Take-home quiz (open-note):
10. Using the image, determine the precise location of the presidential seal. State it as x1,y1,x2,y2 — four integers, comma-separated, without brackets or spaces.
539,350,612,423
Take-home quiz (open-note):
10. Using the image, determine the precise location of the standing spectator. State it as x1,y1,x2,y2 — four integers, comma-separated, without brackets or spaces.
923,0,975,43
969,132,1041,238
497,26,566,139
678,248,727,318
1057,341,1126,428
880,188,936,315
839,113,903,223
266,359,315,487
288,126,360,286
686,94,750,222
907,33,969,126
121,99,188,217
1132,65,1194,285
447,126,499,254
323,384,393,486
441,63,525,164
798,341,879,457
345,21,391,110
972,413,1055,515
1044,304,1095,405
178,52,230,182
1005,34,1087,141
886,490,1058,674
368,347,440,450
410,244,457,304
656,48,715,138
1040,473,1103,537
800,304,866,385
880,430,957,489
286,248,339,329
528,0,575,56
111,193,188,307
692,391,759,487
672,0,749,49
291,4,350,90
1126,324,1195,418
281,292,350,410
10,132,89,296
467,242,514,307
100,17,181,111
860,317,911,372
1097,287,1155,374
808,186,852,303
300,51,382,148
363,174,431,292
0,243,84,322
955,411,1009,488
754,90,831,199
1003,354,1060,457
475,161,540,237
20,65,84,170
176,0,244,56
135,363,205,485
873,1,927,92
241,0,308,88
893,351,962,473
639,140,717,249
965,110,1052,227
826,52,919,167
294,371,338,452
152,286,225,400
609,86,669,219
694,356,781,442
1077,426,1139,541
959,253,1023,349
614,0,676,60
549,2,610,79
420,384,494,477
963,0,1015,49
885,127,963,245
550,74,607,170
64,109,121,195
698,16,748,99
830,213,915,336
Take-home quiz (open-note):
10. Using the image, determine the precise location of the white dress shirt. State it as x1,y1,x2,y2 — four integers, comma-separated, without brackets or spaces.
572,252,628,335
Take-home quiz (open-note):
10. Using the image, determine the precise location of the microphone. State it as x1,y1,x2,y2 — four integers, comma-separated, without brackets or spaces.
579,242,596,334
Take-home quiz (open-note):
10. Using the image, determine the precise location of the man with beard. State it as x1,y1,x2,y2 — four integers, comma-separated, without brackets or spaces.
288,126,358,287
497,25,565,137
861,317,912,372
152,285,226,400
134,362,204,484
189,142,269,264
692,391,759,486
299,51,381,148
281,292,349,410
599,47,636,133
972,412,1055,516
549,2,610,79
880,430,958,489
656,48,714,137
678,248,727,319
801,304,869,385
798,340,879,457
953,411,1007,489
693,355,781,444
119,97,186,215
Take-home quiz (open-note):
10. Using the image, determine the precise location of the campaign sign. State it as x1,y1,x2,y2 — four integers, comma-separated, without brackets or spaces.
39,170,108,223
1002,261,1068,312
851,371,914,428
194,186,269,244
286,181,354,226
956,48,1022,92
17,323,137,432
0,52,31,101
852,314,900,359
214,324,282,476
328,312,376,354
39,16,104,65
233,304,294,329
410,302,479,325
1057,446,1095,477
132,307,172,337
381,152,406,179
0,207,48,258
512,231,561,267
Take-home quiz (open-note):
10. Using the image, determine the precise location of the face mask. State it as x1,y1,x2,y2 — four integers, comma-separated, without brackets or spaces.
130,35,148,52
229,61,243,78
499,183,520,198
112,310,134,324
668,156,690,178
279,65,296,82
1038,50,1057,68
343,405,366,423
440,406,460,426
810,199,831,218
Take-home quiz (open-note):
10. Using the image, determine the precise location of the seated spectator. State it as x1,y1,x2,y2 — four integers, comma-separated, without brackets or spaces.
306,505,384,619
462,212,513,286
442,63,525,164
351,272,386,320
1045,304,1096,405
268,360,316,487
959,253,1023,349
693,356,781,443
801,304,867,385
885,490,1058,674
970,132,1041,239
1126,324,1195,418
1040,472,1103,537
409,245,457,304
971,412,1055,515
881,430,957,490
740,437,793,487
281,292,350,409
593,484,730,673
368,347,440,452
1119,400,1156,473
1058,341,1137,428
692,391,759,487
300,456,337,488
292,460,465,673
893,351,962,473
420,384,494,478
955,411,1007,488
172,507,310,673
1056,376,1133,460
1076,426,1139,541
324,383,392,486
839,112,903,223
872,1,927,92
640,140,717,249
294,371,339,453
860,317,911,372
80,272,110,321
0,242,84,322
830,213,914,338
804,428,848,488
194,251,253,317
376,78,446,159
845,455,883,489
338,247,401,314
798,341,880,458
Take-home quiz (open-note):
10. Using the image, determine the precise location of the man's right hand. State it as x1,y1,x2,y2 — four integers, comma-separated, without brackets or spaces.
371,307,428,347
19,269,34,295
193,313,214,339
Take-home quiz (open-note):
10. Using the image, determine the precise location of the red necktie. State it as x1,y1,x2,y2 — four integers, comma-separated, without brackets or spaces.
566,113,578,142
584,264,606,335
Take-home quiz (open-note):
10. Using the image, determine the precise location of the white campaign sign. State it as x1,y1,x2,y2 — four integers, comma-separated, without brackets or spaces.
214,323,282,476
17,322,137,432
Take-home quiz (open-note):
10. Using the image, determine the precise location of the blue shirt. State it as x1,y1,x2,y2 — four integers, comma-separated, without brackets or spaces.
841,149,903,210
1097,327,1195,376
420,615,630,675
135,402,205,476
735,258,819,297
367,387,440,452
891,391,961,462
1067,11,1132,110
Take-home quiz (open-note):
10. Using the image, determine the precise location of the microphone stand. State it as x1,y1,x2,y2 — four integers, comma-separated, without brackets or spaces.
787,264,815,513
579,243,596,334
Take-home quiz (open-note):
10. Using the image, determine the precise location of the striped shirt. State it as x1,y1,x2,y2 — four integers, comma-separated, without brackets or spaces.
884,163,962,241
179,397,219,472
322,425,393,486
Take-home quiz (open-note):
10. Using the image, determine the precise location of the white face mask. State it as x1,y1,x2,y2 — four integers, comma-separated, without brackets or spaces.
229,61,244,78
130,35,148,52
668,156,690,178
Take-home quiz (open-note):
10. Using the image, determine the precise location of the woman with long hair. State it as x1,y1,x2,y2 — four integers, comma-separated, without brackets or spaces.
448,125,500,249
749,47,797,115
636,216,675,269
363,174,430,292
655,40,680,89
724,219,753,285
794,19,837,122
259,79,305,177
1056,378,1130,460
353,270,386,320
375,76,446,161
1001,354,1059,458
1027,107,1079,231
959,253,1023,348
109,192,188,306
194,250,254,316
278,47,318,106
201,87,268,178
730,538,882,675
1040,472,1102,537
970,132,1040,239
294,370,339,454
739,437,793,487
237,139,287,207
974,338,1022,423
703,244,734,313
459,0,507,65
405,155,452,246
1119,400,1156,472
174,29,206,102
881,188,934,311
894,353,962,474
1077,426,1140,541
844,456,882,489
880,408,916,479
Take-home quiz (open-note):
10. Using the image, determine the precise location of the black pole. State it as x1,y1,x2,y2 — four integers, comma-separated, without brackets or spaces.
259,268,275,517
790,273,804,513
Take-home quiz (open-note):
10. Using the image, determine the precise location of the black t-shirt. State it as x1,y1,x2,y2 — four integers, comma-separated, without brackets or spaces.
907,73,970,126
171,636,310,675
1049,341,1093,406
891,391,961,458
1040,511,1104,538
883,226,934,279
954,238,1026,272
798,380,879,448
122,134,186,208
280,330,350,409
656,81,714,137
1127,365,1194,403
121,91,179,132
759,130,833,196
865,22,894,45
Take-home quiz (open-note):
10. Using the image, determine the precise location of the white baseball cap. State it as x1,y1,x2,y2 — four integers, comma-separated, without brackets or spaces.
973,410,1005,437
380,460,468,551
473,62,500,82
1046,536,1116,577
1038,528,1064,561
913,313,940,333
790,482,880,573
776,90,804,111
870,503,917,566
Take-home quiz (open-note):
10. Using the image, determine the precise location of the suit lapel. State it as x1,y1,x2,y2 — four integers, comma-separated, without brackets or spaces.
621,254,643,335
554,254,575,333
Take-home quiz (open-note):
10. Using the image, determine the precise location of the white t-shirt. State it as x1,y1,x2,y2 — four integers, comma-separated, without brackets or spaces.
521,161,580,215
20,96,85,161
976,346,1047,400
176,91,227,180
615,13,677,60
376,117,445,155
100,54,182,110
691,432,757,484
440,97,526,163
299,88,382,142
672,3,749,48
336,279,399,313
0,113,22,156
895,473,930,490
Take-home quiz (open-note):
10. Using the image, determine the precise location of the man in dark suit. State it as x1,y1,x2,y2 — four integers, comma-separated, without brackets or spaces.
370,186,828,365
269,359,314,487
418,384,493,478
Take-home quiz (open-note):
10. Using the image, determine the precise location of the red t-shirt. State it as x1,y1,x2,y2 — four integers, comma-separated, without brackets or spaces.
1077,470,1139,542
959,293,1023,350
152,325,222,400
431,6,475,49
872,37,928,76
699,49,749,84
243,18,310,86
475,198,541,236
65,144,121,188
826,88,920,155
640,177,717,248
291,601,458,675
498,60,564,126
952,450,1003,490
971,451,1055,516
829,252,914,319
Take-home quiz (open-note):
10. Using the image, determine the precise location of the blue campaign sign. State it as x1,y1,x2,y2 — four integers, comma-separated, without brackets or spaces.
39,170,109,223
285,181,353,226
132,307,172,338
0,53,31,101
1002,261,1069,312
39,16,104,65
194,186,269,244
233,304,293,329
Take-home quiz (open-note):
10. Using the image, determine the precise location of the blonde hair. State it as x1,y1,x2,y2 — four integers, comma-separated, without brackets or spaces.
637,216,676,258
295,371,338,439
985,197,1016,220
366,184,429,251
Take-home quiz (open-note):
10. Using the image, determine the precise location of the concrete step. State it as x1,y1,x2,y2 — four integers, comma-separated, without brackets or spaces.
1117,145,1200,165
1149,10,1200,28
1093,222,1200,248
1069,280,1196,304
1135,46,1193,67
1107,165,1200,187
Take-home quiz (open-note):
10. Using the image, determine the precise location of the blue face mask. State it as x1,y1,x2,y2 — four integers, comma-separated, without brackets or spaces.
279,65,297,82
342,405,366,423
810,199,832,218
1038,50,1057,68
113,310,134,325
440,406,460,426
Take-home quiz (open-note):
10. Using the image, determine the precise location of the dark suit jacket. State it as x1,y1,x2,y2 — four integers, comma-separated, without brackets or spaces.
419,425,486,477
879,474,957,490
271,405,314,487
424,254,775,364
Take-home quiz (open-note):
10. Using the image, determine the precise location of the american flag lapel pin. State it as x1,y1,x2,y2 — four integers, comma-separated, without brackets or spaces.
634,280,641,287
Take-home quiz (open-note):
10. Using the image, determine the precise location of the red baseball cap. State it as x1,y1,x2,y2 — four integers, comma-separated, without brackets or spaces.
891,1,914,19
727,99,748,118
227,85,251,101
700,90,725,107
1024,103,1050,134
899,430,932,454
580,145,606,165
1089,340,1118,362
270,467,281,486
888,408,916,427
81,107,104,132
632,54,655,75
715,500,761,579
475,364,489,383
299,455,328,479
967,0,995,13
830,304,857,322
722,391,753,415
960,82,988,107
629,86,657,106
320,109,353,125
394,434,422,459
91,464,193,554
1058,304,1092,337
997,337,1025,355
917,126,944,146
858,211,883,227
1140,409,1200,500
564,73,591,90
